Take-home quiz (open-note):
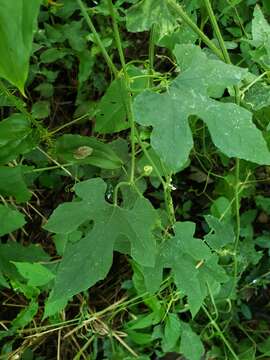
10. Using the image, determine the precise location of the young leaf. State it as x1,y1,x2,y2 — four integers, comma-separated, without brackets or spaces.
142,222,228,317
0,0,42,93
180,322,204,360
0,205,26,237
12,262,55,287
44,178,158,316
204,215,234,250
134,44,270,172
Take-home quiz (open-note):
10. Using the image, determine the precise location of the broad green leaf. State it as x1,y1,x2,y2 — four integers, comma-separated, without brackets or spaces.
126,0,177,38
95,66,148,134
180,322,204,360
204,215,234,250
0,114,36,164
54,134,123,169
0,205,26,237
134,44,270,172
142,222,228,317
13,262,55,287
0,0,42,93
95,78,129,133
44,178,158,316
0,166,31,203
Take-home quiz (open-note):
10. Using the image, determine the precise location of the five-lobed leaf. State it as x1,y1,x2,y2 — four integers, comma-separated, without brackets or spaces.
142,222,228,317
134,44,270,172
44,178,158,316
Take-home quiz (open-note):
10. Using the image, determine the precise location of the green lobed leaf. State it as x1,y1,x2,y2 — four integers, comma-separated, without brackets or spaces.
142,222,228,317
44,178,158,317
0,205,26,237
134,44,270,172
0,0,42,93
204,215,235,250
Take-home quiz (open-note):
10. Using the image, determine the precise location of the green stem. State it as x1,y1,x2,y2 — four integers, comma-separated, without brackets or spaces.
203,0,241,103
203,0,241,296
49,113,90,135
233,159,241,287
107,0,136,184
27,163,74,173
202,305,239,360
167,0,223,60
113,181,130,206
76,0,118,78
136,130,175,225
148,24,156,88
203,0,230,63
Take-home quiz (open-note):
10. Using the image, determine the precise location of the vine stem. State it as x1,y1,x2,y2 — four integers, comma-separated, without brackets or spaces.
107,0,136,184
76,0,118,78
167,0,223,60
148,24,156,88
203,0,241,294
202,306,238,360
136,130,175,225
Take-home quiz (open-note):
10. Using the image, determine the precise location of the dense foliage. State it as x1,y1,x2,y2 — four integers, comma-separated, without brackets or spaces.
1,0,270,359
